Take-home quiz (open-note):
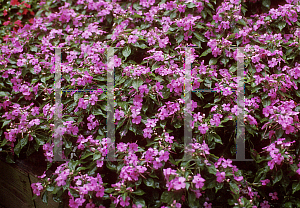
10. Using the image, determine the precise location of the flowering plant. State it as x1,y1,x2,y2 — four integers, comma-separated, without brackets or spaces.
1,0,300,207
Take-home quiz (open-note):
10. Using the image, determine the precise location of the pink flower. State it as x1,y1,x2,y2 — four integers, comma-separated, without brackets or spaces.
78,98,88,109
132,115,142,124
198,123,209,134
31,183,43,196
269,192,278,200
143,127,153,138
261,179,270,186
128,35,138,44
260,200,270,208
216,171,225,183
173,177,186,190
192,174,205,189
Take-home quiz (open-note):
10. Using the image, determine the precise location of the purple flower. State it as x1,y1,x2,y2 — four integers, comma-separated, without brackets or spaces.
143,127,153,138
78,98,88,109
165,133,174,144
198,123,209,134
192,174,205,189
115,109,125,121
89,94,98,105
261,179,270,186
216,171,225,183
173,177,186,190
117,142,128,153
132,115,142,124
31,183,43,196
128,35,138,44
146,118,157,128
153,159,163,169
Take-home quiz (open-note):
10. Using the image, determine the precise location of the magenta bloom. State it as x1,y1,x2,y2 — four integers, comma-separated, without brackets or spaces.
216,171,225,183
198,123,209,134
192,174,205,189
128,35,138,44
132,115,141,124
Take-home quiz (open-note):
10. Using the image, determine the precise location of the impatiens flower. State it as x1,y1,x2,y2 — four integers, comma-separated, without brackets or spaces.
216,171,225,183
31,183,43,196
261,179,270,186
192,174,205,189
128,35,138,44
260,200,270,208
198,123,209,134
269,192,278,200
173,177,186,190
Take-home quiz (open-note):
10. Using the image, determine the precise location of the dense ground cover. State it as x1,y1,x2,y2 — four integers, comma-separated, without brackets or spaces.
1,0,300,207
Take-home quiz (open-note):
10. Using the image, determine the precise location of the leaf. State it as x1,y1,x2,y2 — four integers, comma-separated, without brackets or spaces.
200,48,211,57
262,98,271,107
93,154,101,161
275,129,284,138
209,58,218,65
292,181,300,194
30,46,38,52
132,78,144,91
34,136,45,145
176,34,184,44
278,22,286,31
213,133,223,144
2,120,11,128
273,169,283,185
161,191,174,204
133,189,145,196
134,198,146,207
42,191,48,204
229,181,239,194
144,178,155,188
122,46,131,58
262,0,271,8
193,32,207,42
192,38,202,48
237,19,247,26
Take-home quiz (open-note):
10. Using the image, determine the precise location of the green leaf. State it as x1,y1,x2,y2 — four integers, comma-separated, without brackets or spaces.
209,58,218,65
93,154,101,161
292,181,300,194
133,189,145,196
144,178,155,188
132,78,144,91
68,160,79,170
134,198,146,207
34,136,45,145
2,120,11,128
278,22,286,31
201,10,207,19
275,129,284,138
122,46,131,58
42,191,48,204
193,32,207,42
262,98,271,107
213,133,223,144
0,91,9,97
161,191,174,204
200,48,211,57
20,136,28,148
237,19,247,26
273,169,283,185
176,34,184,44
220,57,229,66
30,46,38,52
229,181,239,194
262,0,271,8
192,38,202,48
